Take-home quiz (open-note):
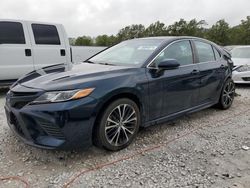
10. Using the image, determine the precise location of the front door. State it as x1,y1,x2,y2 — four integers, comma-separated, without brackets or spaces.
146,40,200,120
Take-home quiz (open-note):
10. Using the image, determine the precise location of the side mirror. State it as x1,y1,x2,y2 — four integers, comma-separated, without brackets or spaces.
158,59,180,70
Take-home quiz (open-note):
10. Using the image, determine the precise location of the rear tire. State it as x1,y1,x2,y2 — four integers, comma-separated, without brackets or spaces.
94,98,140,151
217,78,235,110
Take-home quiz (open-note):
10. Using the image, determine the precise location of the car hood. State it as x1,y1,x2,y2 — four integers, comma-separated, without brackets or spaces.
232,58,250,66
16,63,135,91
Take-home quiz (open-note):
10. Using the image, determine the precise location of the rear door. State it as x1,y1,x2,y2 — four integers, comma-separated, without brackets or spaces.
28,23,67,69
192,40,226,104
0,21,34,80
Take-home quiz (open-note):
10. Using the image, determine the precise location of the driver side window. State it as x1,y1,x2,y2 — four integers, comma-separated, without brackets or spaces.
152,40,193,67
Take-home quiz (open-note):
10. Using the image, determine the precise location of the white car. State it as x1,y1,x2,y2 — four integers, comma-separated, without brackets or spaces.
232,46,250,84
0,19,105,86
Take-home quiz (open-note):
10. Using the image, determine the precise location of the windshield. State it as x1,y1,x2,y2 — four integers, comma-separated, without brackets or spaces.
231,47,250,59
88,39,163,66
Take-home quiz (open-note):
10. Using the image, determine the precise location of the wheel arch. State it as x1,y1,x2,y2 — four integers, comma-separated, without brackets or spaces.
92,90,144,143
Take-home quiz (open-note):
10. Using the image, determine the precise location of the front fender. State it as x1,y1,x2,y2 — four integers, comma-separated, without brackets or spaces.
92,87,147,126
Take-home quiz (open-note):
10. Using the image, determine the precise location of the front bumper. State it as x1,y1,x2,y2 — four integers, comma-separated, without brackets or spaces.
5,91,98,150
232,70,250,84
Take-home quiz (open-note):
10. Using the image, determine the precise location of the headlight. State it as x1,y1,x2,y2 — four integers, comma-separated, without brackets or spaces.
31,88,95,104
235,65,250,72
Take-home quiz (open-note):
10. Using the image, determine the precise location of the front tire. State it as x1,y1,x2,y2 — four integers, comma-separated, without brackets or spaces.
95,98,140,151
217,78,235,110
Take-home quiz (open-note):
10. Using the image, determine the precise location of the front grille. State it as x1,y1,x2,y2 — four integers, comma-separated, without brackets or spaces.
11,91,38,97
39,121,65,140
8,90,41,109
242,77,250,81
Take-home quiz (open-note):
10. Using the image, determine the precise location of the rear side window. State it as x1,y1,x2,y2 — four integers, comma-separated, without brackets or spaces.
32,24,60,45
194,41,215,63
213,47,221,60
0,22,25,44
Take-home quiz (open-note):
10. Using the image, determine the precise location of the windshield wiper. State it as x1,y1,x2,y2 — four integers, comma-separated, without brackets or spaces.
98,62,116,66
83,60,94,64
84,60,116,66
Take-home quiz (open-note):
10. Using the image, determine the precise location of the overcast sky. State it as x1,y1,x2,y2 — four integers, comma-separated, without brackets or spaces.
0,0,249,37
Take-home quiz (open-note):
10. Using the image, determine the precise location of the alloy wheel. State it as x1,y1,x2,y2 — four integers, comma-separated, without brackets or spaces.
105,104,137,147
222,80,235,107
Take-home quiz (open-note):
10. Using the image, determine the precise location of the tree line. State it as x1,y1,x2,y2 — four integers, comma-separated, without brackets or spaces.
70,16,250,47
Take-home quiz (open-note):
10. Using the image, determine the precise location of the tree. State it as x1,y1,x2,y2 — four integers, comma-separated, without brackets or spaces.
75,36,93,46
206,19,230,45
72,16,250,46
167,19,187,36
231,16,250,45
229,26,242,45
108,35,118,46
167,19,206,37
117,24,145,42
144,21,167,37
95,35,117,46
186,19,207,37
95,35,109,46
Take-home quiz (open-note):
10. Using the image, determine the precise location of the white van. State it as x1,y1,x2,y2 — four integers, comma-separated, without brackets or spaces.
0,19,106,86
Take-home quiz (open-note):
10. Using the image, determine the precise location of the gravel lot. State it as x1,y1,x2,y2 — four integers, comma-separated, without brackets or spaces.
0,86,250,188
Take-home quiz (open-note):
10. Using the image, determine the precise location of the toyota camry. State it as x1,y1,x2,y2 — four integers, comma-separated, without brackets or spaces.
5,37,235,151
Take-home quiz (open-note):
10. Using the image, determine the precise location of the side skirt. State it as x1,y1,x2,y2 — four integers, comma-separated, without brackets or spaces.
143,101,217,127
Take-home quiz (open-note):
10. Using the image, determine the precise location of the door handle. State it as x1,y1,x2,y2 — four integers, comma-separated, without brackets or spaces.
60,49,66,56
25,49,32,56
191,69,199,75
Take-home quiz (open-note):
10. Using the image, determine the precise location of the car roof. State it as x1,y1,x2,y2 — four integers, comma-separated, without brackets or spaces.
130,36,216,45
132,36,203,41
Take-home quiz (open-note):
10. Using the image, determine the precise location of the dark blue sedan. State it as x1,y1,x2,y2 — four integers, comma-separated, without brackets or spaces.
5,37,235,151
